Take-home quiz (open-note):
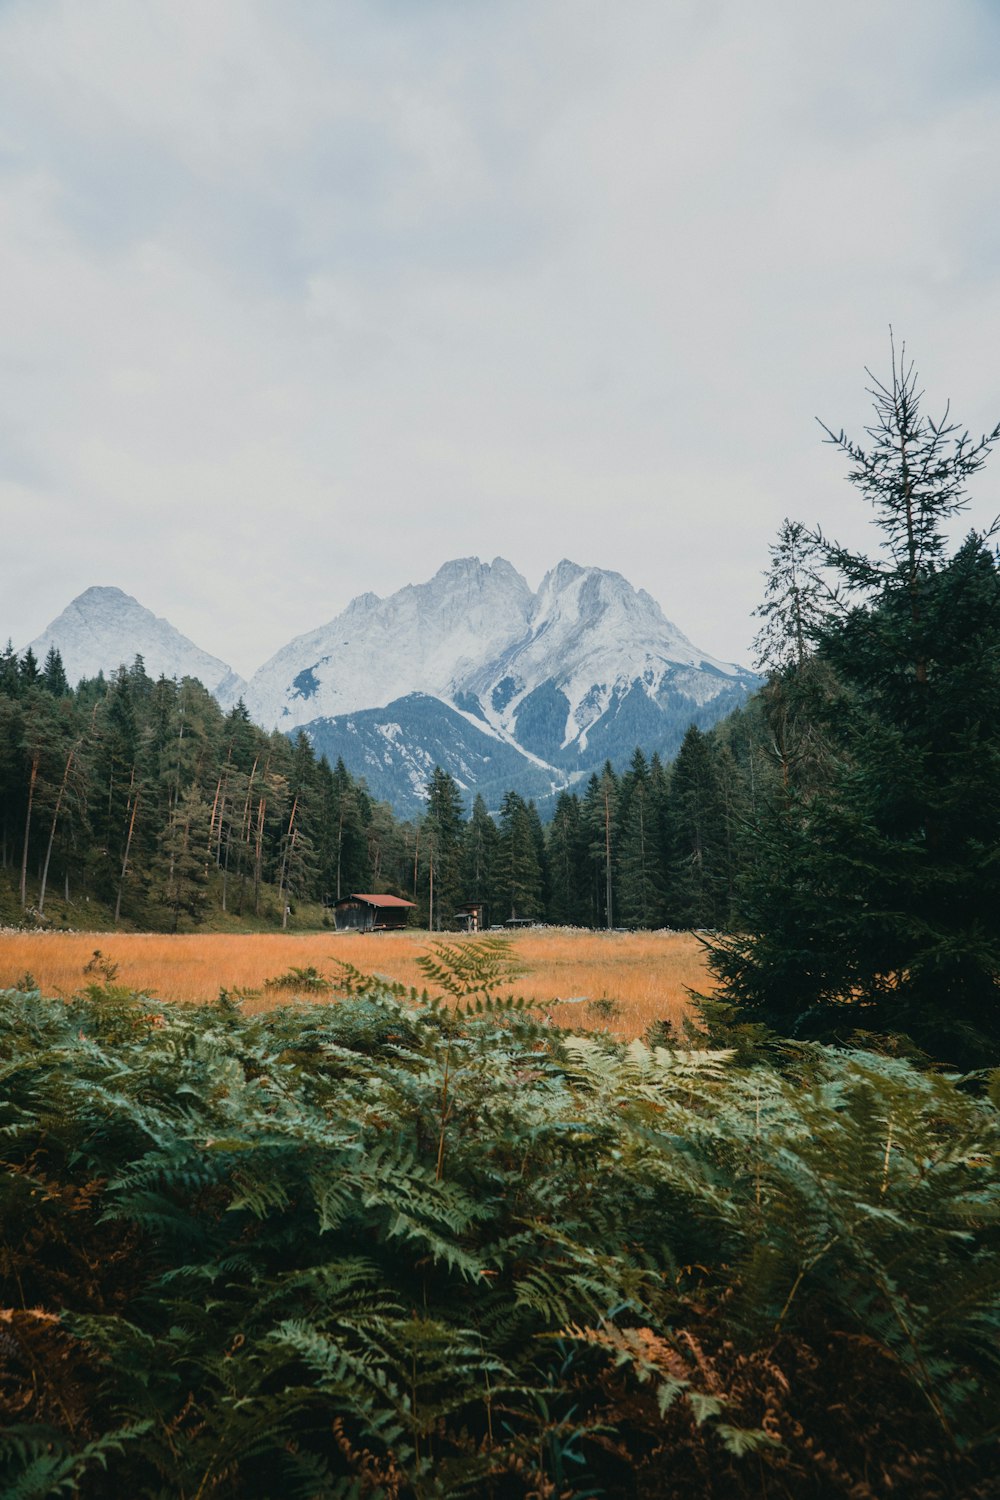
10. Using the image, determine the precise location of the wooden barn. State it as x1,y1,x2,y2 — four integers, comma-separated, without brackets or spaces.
332,894,416,933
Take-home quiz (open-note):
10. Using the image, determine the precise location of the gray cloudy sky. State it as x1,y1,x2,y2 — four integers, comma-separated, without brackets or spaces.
3,0,1000,678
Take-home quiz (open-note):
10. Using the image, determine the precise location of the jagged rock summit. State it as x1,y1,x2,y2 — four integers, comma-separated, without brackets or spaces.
241,556,757,810
243,555,752,742
243,557,534,729
24,562,758,813
27,586,246,706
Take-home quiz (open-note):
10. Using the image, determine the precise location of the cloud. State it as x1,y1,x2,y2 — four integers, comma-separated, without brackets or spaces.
2,0,999,675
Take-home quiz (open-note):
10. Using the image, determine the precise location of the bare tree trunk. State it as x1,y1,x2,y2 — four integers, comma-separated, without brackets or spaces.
207,774,223,854
114,779,140,926
38,744,79,918
236,755,259,916
20,752,40,910
222,824,231,912
277,798,298,929
253,797,266,916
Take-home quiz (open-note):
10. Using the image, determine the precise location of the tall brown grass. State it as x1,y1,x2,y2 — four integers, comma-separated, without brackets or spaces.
0,928,708,1039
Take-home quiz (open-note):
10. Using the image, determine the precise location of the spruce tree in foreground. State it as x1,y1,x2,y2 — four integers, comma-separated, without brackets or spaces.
705,344,1000,1065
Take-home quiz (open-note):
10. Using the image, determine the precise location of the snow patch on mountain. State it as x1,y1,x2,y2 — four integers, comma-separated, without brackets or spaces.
467,559,750,752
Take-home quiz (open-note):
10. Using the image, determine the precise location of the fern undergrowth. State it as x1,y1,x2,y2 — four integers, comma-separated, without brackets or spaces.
1,942,998,1497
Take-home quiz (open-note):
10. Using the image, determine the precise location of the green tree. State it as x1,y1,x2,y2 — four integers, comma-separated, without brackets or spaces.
460,794,500,920
664,726,728,930
496,790,542,921
421,768,466,929
582,764,619,929
616,750,666,929
706,346,1000,1064
41,646,70,697
752,518,829,674
546,792,590,926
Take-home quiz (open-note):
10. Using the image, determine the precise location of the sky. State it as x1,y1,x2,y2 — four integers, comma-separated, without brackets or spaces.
3,0,1000,680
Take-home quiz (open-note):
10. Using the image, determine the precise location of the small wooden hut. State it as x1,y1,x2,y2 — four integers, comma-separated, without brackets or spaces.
453,902,487,933
333,894,415,933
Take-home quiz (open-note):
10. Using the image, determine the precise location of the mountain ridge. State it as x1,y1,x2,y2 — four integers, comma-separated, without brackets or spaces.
24,560,759,814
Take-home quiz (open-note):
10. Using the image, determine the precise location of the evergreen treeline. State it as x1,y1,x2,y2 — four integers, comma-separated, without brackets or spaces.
0,649,413,930
0,645,764,934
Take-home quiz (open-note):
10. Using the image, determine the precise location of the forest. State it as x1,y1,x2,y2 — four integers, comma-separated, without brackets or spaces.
0,630,763,940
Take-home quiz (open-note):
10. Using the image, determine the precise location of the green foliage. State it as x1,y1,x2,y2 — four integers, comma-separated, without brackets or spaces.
1,944,998,1495
706,346,1000,1065
262,964,333,992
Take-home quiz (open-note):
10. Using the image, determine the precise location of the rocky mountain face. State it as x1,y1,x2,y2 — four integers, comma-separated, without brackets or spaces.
27,587,246,706
25,561,758,815
242,556,757,812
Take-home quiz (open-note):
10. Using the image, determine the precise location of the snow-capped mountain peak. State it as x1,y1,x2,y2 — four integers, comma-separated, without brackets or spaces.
21,560,758,814
27,587,246,704
243,555,535,729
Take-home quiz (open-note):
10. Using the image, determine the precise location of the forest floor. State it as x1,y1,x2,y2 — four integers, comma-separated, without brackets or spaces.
0,927,707,1039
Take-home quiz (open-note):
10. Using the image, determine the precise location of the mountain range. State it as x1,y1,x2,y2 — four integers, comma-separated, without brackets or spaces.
24,560,759,815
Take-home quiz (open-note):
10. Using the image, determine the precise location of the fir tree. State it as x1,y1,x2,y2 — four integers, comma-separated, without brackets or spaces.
460,794,500,919
422,767,466,929
41,646,70,697
665,726,728,930
496,790,542,920
706,346,1000,1064
546,792,590,926
617,750,665,928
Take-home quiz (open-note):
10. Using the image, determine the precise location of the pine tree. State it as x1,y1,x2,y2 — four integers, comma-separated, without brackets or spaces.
752,519,830,674
664,726,728,930
18,647,40,688
706,345,1000,1064
546,792,590,926
0,641,19,698
421,768,466,929
41,646,70,697
496,790,542,921
582,764,619,929
617,750,665,928
460,794,500,920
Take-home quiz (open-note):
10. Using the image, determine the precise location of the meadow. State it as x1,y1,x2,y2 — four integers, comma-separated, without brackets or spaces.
0,926,704,1036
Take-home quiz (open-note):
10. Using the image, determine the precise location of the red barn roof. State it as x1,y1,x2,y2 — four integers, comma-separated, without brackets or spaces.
344,893,415,908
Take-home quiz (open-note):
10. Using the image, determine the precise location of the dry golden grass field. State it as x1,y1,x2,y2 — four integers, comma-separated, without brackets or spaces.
0,928,708,1039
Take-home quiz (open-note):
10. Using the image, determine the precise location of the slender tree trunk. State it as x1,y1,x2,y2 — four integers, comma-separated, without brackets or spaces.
114,781,140,926
604,785,613,930
336,804,344,900
38,744,78,918
20,752,40,910
208,774,223,855
277,798,298,929
222,823,231,911
253,797,266,916
235,755,259,916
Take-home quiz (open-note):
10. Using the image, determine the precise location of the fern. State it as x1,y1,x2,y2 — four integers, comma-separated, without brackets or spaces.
1,958,998,1496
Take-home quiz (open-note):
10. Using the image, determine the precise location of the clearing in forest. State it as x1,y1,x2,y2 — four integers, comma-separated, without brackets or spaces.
0,928,707,1039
